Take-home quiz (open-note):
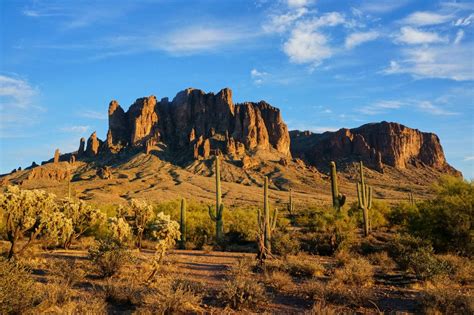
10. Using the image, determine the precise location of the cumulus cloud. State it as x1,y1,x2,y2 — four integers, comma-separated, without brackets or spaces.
396,26,446,44
263,7,308,33
345,31,379,49
401,11,452,26
282,12,345,67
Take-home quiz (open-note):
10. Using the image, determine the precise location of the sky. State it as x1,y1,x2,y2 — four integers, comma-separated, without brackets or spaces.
0,0,473,178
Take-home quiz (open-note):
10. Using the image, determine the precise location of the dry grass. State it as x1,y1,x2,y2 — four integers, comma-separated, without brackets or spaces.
264,270,294,292
367,251,397,273
265,254,325,279
332,256,374,287
420,287,474,315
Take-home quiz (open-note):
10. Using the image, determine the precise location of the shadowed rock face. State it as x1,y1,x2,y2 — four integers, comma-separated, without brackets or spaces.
102,87,291,159
290,121,461,175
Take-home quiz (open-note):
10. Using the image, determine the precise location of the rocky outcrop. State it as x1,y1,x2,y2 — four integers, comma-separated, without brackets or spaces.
54,149,60,164
290,121,460,175
78,138,86,156
102,88,291,160
85,132,101,157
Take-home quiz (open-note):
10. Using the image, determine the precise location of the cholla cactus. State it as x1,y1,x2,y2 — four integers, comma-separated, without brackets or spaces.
129,199,155,249
0,186,57,258
57,198,105,248
148,212,181,280
43,211,74,248
108,217,133,245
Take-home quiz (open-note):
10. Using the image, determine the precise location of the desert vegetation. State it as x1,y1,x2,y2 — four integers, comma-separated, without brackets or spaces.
0,167,472,314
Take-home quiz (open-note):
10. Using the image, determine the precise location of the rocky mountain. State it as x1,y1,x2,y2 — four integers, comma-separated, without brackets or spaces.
0,87,462,205
86,88,290,162
290,121,460,175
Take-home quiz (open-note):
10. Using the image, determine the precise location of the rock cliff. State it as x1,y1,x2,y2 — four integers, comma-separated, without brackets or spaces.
290,121,460,175
82,87,291,160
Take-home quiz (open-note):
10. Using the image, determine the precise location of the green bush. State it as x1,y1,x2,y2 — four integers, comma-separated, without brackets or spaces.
298,207,355,255
388,234,453,280
348,200,390,230
406,176,473,256
388,202,418,227
88,238,130,278
271,231,300,257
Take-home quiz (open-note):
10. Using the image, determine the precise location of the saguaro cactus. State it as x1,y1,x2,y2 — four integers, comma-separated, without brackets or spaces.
179,198,187,249
408,191,415,206
208,155,224,243
257,176,278,259
330,161,346,211
287,188,294,215
357,161,373,237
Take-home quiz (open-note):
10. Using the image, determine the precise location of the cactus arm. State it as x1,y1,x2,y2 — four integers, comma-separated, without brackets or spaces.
270,208,278,232
208,205,217,221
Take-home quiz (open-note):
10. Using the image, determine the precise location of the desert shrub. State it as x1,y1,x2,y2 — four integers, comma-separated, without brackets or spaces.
348,200,391,230
271,230,300,257
0,185,57,258
332,256,374,287
298,207,355,255
367,251,397,272
264,270,294,292
388,201,418,227
138,279,203,314
265,255,324,279
438,254,474,285
36,281,73,309
107,216,133,244
103,278,144,307
389,234,452,280
49,259,85,287
120,199,155,249
219,274,267,310
0,257,38,314
56,198,105,248
406,176,473,256
147,212,181,280
88,238,130,278
420,287,474,315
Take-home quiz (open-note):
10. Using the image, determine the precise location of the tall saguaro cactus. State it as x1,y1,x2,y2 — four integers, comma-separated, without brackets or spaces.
179,198,187,249
257,176,278,260
208,155,224,243
287,188,294,215
330,161,346,212
408,191,415,206
357,161,373,237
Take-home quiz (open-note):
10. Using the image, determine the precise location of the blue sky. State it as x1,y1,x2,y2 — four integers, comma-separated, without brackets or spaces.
0,0,473,177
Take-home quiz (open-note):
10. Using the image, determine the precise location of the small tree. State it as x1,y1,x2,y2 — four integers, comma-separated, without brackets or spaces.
57,198,105,248
128,199,155,249
148,212,181,280
0,186,57,258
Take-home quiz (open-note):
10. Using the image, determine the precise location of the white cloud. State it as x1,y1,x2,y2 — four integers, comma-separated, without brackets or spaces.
0,75,38,108
417,101,458,116
79,110,107,120
401,11,452,26
455,13,474,26
345,31,379,49
464,156,474,161
384,44,474,81
396,26,446,45
359,0,410,13
454,29,465,44
287,0,312,8
283,28,332,65
161,26,253,54
250,68,268,85
359,100,404,115
263,7,308,33
60,125,90,133
281,12,345,67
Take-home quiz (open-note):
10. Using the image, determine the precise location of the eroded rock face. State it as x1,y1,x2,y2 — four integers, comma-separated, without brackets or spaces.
104,87,291,159
86,132,101,157
290,121,460,175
